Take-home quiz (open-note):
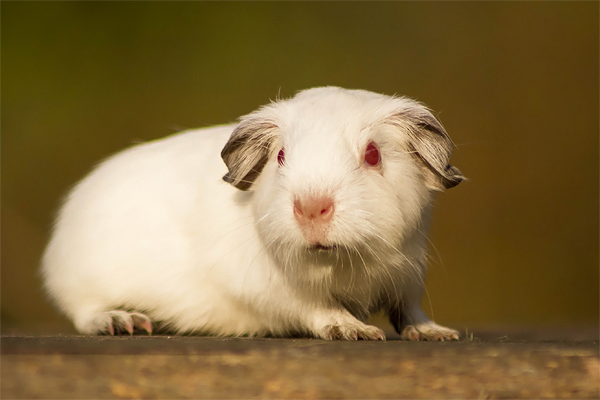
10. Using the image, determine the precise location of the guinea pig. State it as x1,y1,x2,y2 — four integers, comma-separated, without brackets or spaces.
41,86,464,341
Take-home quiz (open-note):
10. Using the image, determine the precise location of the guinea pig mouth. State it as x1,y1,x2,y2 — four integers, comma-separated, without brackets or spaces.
309,244,337,252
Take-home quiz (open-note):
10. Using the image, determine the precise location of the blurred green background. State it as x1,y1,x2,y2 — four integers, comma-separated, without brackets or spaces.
2,2,598,334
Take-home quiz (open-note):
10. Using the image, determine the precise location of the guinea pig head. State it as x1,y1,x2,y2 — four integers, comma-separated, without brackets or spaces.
221,87,463,267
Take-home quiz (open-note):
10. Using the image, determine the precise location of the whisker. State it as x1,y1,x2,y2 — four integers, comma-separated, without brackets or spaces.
416,227,448,278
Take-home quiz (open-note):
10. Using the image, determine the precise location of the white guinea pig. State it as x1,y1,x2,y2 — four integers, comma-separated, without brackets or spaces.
41,87,464,341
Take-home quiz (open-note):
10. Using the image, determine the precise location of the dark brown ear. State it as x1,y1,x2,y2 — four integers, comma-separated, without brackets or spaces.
220,118,278,191
385,102,464,191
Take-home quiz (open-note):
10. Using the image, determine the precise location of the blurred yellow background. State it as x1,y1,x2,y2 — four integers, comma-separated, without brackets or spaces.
2,2,598,334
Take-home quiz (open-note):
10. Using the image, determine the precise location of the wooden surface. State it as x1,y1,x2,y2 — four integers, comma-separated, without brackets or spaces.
2,329,598,399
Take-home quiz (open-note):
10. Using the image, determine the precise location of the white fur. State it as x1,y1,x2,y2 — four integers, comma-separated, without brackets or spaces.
41,87,461,340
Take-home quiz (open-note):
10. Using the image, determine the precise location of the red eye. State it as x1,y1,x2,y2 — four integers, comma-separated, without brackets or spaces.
364,142,381,167
277,148,285,166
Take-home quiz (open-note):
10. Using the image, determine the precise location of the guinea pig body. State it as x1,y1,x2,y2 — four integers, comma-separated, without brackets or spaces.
41,87,463,340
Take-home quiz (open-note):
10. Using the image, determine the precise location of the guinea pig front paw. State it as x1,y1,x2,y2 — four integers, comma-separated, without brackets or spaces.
400,322,460,341
87,311,153,335
321,323,386,341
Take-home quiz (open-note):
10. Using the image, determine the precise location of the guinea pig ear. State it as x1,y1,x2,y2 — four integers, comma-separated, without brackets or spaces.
220,117,278,191
385,102,464,191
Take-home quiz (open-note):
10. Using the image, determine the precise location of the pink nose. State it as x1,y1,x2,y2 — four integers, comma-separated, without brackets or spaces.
294,196,335,225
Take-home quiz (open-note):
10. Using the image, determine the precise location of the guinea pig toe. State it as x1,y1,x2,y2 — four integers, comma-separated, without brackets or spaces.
357,325,386,341
96,317,115,336
106,311,135,335
400,325,421,341
322,325,345,340
401,323,460,341
130,312,153,335
87,311,125,335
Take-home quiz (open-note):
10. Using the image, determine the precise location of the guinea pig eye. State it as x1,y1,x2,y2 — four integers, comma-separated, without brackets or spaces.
277,148,285,166
364,142,381,167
